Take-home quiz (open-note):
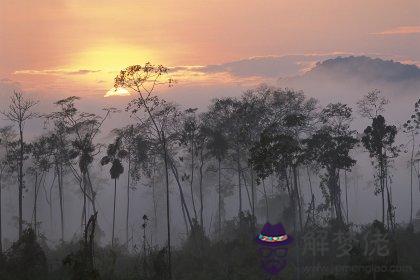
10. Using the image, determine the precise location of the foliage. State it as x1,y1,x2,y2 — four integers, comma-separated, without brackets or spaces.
3,228,47,280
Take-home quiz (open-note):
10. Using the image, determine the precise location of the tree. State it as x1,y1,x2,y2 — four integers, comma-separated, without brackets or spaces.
250,88,317,229
236,89,272,219
204,127,228,237
361,115,398,230
0,126,16,253
205,98,245,214
113,124,137,249
250,132,303,227
179,108,200,222
357,90,398,229
356,89,389,119
120,125,158,243
47,96,115,231
29,136,53,236
5,228,47,280
101,136,127,247
1,91,38,238
403,98,420,225
304,103,358,226
195,122,210,229
47,120,73,241
114,62,175,279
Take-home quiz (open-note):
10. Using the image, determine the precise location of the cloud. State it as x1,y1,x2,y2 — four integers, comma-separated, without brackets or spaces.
373,26,420,35
104,87,130,97
195,53,351,78
13,69,101,75
169,53,355,86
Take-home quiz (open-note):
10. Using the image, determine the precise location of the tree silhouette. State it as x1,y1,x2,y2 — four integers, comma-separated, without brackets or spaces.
101,136,127,247
0,126,15,253
304,103,358,227
114,63,175,279
205,98,245,214
356,89,389,119
29,136,53,236
179,108,200,222
47,96,115,231
362,115,398,230
403,98,420,225
47,120,73,241
112,124,139,249
205,127,228,237
250,132,302,225
1,92,38,237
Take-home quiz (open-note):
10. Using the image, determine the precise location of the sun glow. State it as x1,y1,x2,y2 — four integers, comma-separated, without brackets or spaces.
72,45,157,71
105,87,130,97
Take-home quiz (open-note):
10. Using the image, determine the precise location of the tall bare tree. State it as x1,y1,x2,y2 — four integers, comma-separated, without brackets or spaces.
114,63,175,279
1,92,38,237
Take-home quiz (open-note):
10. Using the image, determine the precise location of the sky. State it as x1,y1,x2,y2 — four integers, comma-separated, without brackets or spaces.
1,0,420,99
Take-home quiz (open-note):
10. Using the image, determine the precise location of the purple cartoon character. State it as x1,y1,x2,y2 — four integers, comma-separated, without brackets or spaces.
256,223,293,276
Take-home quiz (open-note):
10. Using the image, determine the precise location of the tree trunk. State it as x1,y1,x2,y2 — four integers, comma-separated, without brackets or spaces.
334,170,344,224
218,159,222,237
410,133,414,225
345,170,349,224
18,123,23,238
241,172,253,212
262,179,269,222
86,170,96,213
126,156,131,249
112,178,117,247
49,173,56,236
306,167,315,223
162,134,172,280
250,169,255,219
151,160,158,242
199,150,204,229
380,156,385,225
58,165,65,241
236,148,242,214
287,167,301,280
292,166,303,231
82,174,87,230
190,141,198,220
33,172,38,236
169,162,193,228
180,196,189,234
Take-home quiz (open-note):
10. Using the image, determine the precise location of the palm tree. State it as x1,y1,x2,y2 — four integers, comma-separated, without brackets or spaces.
101,137,127,247
114,125,136,249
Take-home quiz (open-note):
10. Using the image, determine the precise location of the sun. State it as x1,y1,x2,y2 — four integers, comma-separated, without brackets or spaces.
105,87,130,97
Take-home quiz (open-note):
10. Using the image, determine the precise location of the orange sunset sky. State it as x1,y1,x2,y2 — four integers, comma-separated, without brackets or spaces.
1,0,420,98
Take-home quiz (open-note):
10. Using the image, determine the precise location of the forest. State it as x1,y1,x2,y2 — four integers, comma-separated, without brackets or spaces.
0,63,419,280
